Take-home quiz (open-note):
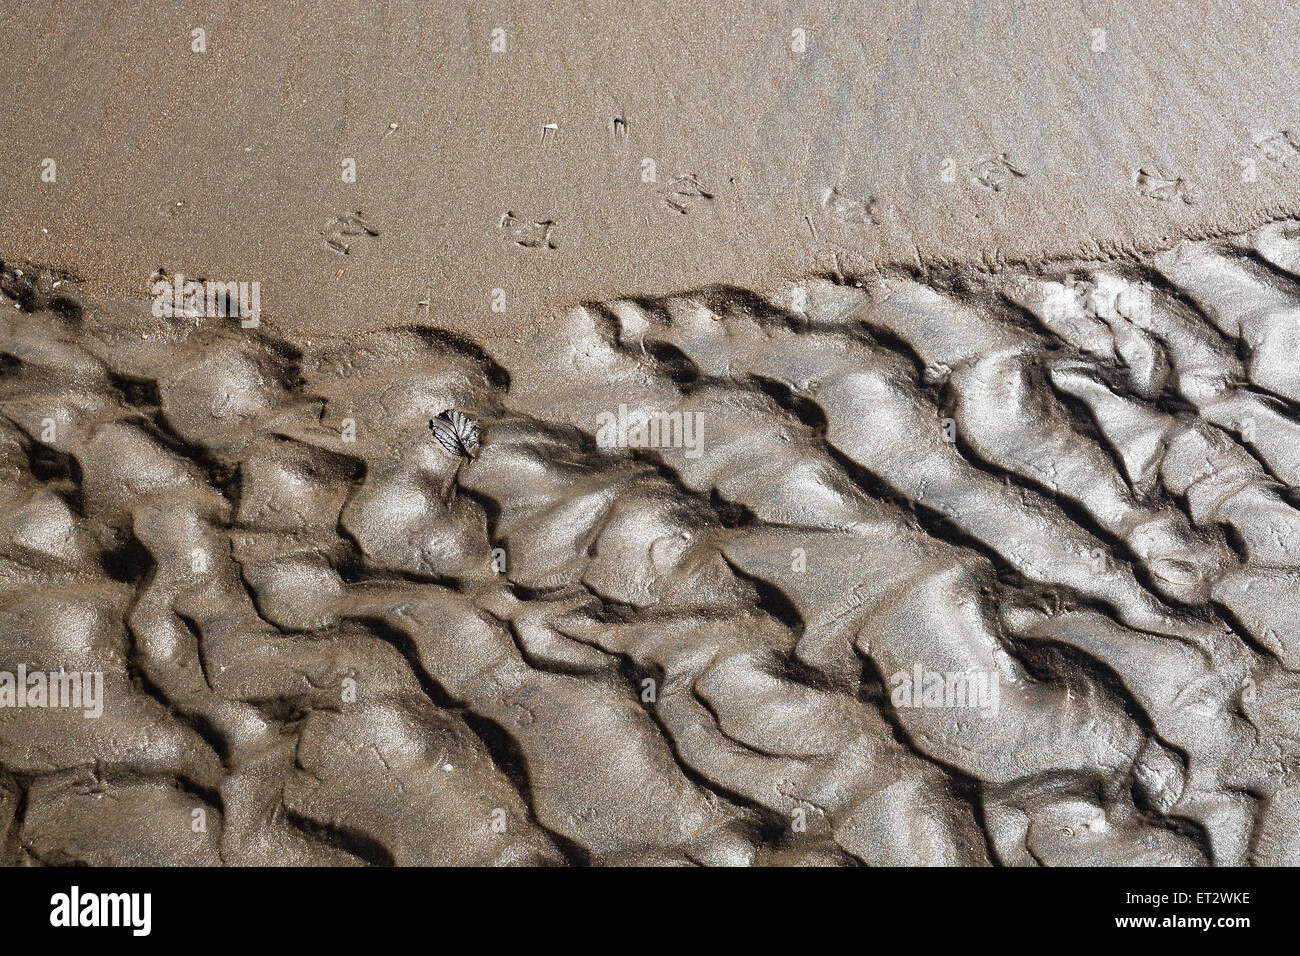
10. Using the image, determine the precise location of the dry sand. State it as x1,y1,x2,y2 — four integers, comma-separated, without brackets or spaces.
2,2,1300,866
3,1,1300,339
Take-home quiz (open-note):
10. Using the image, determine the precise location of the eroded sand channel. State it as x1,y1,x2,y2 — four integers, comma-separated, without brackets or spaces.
3,221,1300,865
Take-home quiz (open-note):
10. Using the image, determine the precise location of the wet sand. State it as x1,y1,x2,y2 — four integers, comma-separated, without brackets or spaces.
2,1,1299,341
3,2,1300,866
5,220,1300,863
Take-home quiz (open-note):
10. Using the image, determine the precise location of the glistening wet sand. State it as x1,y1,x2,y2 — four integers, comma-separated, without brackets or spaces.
4,220,1300,863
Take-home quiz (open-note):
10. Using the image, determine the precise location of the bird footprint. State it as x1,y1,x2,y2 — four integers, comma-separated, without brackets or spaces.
500,211,557,250
321,211,379,254
1135,168,1197,204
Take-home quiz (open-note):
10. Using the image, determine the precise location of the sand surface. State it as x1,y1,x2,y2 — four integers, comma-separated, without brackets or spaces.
3,1,1300,339
3,2,1300,866
5,221,1300,864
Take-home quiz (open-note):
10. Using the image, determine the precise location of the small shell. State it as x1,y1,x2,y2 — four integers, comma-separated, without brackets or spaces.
429,409,480,458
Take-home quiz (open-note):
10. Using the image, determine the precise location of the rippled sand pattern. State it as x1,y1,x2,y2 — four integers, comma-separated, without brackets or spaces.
4,222,1300,865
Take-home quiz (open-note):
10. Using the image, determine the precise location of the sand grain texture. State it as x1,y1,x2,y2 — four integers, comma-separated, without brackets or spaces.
3,220,1300,864
3,0,1300,868
2,1,1299,338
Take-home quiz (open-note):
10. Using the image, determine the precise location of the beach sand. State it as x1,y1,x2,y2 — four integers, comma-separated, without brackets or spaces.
2,1,1300,866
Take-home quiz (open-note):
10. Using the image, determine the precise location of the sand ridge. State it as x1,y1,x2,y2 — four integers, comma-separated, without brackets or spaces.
2,220,1300,864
